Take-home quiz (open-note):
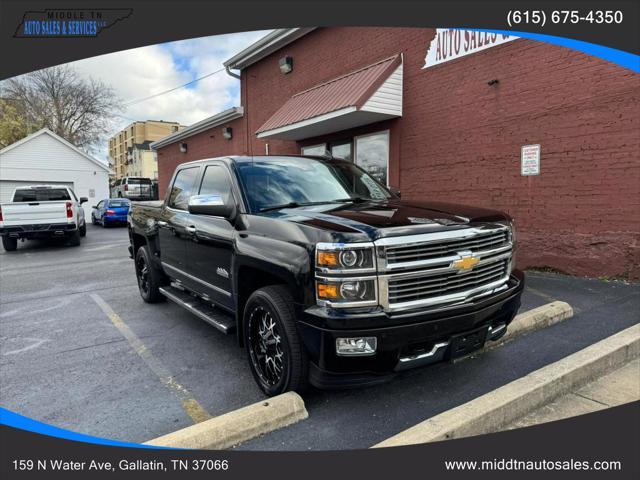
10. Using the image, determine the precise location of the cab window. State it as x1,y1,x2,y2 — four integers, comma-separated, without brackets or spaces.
198,165,232,204
168,167,199,210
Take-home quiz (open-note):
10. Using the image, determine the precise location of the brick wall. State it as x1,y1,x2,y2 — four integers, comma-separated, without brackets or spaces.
156,117,246,198
156,27,640,279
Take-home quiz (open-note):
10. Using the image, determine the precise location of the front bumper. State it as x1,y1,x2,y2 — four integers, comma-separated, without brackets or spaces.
297,270,524,389
0,223,77,239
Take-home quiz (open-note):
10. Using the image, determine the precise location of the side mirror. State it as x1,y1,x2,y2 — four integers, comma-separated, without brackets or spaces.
188,194,234,219
389,186,401,198
80,197,89,204
91,205,98,209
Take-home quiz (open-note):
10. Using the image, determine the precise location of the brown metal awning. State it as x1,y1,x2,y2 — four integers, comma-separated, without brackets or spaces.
256,55,403,140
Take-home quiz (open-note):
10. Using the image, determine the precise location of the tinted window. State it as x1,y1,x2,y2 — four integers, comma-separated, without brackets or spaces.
108,200,130,207
168,167,199,210
127,178,152,185
235,157,391,213
199,165,232,204
13,188,71,202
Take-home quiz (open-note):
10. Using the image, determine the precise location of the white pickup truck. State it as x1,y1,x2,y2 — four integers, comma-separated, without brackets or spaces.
0,185,88,251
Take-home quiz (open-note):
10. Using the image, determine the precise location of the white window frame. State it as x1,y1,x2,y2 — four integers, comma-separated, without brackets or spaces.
354,130,390,186
301,143,327,156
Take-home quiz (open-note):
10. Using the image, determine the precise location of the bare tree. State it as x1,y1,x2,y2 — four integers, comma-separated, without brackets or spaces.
0,65,122,151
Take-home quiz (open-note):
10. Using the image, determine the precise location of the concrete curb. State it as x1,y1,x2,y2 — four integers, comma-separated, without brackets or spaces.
453,301,574,362
145,392,308,450
373,323,640,448
499,301,574,345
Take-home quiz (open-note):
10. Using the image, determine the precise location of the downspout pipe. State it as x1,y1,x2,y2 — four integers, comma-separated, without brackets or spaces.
225,65,241,79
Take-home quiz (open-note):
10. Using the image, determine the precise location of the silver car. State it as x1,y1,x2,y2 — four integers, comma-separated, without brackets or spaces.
110,177,153,200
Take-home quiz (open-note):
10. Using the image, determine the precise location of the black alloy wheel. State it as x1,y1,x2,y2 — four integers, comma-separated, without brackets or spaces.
136,253,150,297
134,246,164,303
248,306,286,387
244,286,308,396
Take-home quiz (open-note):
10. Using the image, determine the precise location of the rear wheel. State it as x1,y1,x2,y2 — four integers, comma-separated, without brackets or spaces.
244,285,308,396
135,246,165,303
2,236,18,252
79,221,86,237
68,229,81,246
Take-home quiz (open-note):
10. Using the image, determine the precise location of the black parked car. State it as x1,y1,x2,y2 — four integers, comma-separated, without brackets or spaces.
128,156,524,395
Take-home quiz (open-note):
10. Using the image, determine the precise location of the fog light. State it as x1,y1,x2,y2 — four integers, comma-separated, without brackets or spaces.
336,337,377,356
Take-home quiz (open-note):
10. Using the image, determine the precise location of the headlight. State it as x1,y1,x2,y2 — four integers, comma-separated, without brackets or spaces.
497,220,516,273
497,220,516,245
316,277,377,307
316,243,375,273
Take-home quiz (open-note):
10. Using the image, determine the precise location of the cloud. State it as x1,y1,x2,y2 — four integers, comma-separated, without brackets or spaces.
64,30,270,161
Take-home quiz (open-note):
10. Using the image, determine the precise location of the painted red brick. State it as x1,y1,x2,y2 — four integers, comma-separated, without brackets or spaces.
156,27,640,280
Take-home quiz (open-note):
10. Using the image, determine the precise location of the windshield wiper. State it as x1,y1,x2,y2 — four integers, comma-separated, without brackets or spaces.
332,197,371,203
259,201,337,212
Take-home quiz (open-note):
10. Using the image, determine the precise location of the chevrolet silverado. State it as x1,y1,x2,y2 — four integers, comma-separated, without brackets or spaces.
128,156,524,395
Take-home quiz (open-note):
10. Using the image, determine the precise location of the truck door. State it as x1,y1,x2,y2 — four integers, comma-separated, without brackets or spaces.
158,166,200,281
184,163,235,310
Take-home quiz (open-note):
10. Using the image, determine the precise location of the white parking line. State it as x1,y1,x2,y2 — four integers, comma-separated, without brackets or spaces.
89,293,211,424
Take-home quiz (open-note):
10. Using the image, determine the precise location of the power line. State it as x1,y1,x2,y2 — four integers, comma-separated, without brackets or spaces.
123,68,227,107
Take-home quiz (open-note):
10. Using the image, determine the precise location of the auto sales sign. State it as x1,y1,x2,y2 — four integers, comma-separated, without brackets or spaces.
424,29,518,69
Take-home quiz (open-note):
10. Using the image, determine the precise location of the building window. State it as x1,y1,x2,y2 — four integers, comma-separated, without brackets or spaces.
354,131,389,186
329,139,352,161
301,144,326,156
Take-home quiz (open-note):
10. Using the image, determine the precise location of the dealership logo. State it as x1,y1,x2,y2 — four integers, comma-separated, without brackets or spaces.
14,8,133,38
424,29,518,69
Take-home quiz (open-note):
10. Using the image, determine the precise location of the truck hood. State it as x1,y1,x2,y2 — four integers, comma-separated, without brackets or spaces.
263,199,511,240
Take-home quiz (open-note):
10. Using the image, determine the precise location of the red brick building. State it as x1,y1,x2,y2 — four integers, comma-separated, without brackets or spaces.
151,27,640,280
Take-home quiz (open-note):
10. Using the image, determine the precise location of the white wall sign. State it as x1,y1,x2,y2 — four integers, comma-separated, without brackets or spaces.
424,29,518,69
521,144,541,176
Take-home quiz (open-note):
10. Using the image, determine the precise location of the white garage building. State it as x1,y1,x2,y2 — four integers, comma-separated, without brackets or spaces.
0,129,110,218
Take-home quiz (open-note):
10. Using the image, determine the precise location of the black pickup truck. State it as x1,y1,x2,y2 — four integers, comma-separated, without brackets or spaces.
128,155,524,396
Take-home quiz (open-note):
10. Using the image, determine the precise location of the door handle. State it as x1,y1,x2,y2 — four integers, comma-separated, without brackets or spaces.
185,226,197,234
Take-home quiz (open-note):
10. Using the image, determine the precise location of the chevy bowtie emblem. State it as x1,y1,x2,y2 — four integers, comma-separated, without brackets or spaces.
452,254,480,271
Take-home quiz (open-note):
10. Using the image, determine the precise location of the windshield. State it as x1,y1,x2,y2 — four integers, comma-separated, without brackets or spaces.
13,188,71,202
127,178,151,184
235,157,392,213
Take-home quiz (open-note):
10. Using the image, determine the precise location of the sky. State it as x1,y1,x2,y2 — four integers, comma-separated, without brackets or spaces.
64,30,271,162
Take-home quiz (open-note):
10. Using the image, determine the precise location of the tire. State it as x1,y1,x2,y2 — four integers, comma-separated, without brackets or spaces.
68,229,81,246
2,236,18,252
91,214,97,225
135,246,165,303
79,221,87,237
244,285,308,396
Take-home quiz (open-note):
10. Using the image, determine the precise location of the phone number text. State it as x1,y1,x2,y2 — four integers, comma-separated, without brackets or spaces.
507,10,623,27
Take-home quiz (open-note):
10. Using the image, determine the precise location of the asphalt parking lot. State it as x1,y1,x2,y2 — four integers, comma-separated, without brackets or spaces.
1,224,638,449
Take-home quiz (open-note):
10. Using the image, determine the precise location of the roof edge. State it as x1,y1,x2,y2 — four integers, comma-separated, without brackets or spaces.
223,28,316,70
150,107,244,150
0,128,110,172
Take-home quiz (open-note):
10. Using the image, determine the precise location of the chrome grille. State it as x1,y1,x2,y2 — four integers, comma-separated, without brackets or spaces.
388,259,509,304
385,230,508,265
375,226,514,311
